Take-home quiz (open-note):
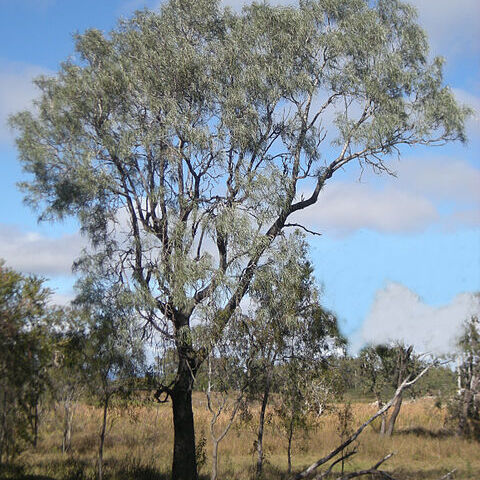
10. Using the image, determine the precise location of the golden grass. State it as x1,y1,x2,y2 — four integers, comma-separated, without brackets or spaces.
15,395,480,480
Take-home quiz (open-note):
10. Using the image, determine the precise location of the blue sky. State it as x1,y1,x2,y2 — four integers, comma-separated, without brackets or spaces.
0,0,479,352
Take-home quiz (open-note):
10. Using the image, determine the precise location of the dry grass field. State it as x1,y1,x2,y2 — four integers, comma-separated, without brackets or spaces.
7,394,480,480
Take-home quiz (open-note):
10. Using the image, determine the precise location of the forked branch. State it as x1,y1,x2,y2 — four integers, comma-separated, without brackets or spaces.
336,453,396,480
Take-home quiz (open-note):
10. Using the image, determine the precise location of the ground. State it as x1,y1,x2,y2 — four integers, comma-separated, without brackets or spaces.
3,394,479,480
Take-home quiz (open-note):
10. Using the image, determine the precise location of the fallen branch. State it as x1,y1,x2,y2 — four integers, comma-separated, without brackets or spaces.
437,469,456,480
336,453,396,479
314,450,357,480
289,364,432,480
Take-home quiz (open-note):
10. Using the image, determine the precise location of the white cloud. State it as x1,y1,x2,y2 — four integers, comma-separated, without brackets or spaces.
351,283,480,355
408,0,480,58
293,156,480,235
0,224,85,277
396,156,480,204
0,61,49,144
296,182,439,234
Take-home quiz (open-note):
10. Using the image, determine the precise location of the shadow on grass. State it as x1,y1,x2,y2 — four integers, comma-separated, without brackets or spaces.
0,464,53,480
386,468,473,480
2,477,55,480
396,426,453,438
0,460,212,480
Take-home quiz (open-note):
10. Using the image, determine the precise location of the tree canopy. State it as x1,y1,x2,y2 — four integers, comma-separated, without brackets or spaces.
9,1,470,478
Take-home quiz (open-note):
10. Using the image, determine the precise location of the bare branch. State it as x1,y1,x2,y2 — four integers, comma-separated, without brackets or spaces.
284,223,322,236
437,469,457,480
314,450,358,480
336,453,396,480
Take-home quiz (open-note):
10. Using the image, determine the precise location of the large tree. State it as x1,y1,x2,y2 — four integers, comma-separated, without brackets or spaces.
10,0,469,478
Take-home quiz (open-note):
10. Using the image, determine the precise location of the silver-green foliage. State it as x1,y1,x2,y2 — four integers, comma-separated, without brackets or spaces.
10,0,469,348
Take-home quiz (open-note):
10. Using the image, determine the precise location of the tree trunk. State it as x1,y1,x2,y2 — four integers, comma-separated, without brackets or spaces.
379,414,386,435
376,398,386,436
256,380,271,479
98,394,109,480
385,392,403,436
171,375,198,480
287,417,294,474
385,346,412,437
458,388,473,436
33,400,38,448
211,438,219,480
62,400,74,453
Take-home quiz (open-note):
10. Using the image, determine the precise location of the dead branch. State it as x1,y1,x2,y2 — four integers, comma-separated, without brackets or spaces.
314,450,357,480
336,453,396,479
284,223,322,236
289,364,432,480
437,469,457,480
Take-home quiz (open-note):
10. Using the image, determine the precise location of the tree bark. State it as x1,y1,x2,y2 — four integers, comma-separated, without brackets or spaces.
376,398,386,436
98,394,109,480
171,366,198,480
211,438,219,480
33,400,38,448
385,392,403,437
458,388,473,436
287,417,294,474
379,414,386,436
256,379,271,479
385,345,412,437
62,400,74,453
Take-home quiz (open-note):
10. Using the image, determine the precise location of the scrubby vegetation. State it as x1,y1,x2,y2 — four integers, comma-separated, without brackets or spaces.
3,394,480,480
1,259,479,480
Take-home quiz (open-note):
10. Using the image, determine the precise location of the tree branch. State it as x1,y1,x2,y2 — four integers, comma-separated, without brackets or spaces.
336,453,396,480
284,223,322,236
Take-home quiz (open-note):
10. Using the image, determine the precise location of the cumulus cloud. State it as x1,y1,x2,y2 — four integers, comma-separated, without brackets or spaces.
296,183,439,234
0,61,49,144
408,0,480,58
397,156,480,205
351,283,480,355
0,224,86,277
293,156,480,235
